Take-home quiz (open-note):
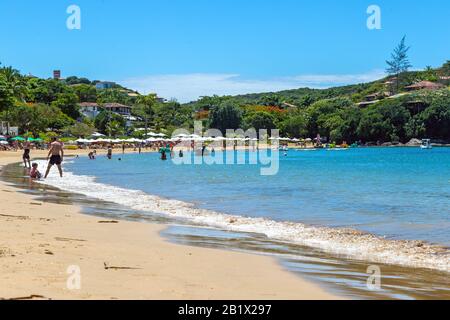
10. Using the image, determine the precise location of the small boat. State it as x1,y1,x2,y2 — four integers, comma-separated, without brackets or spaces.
420,139,432,149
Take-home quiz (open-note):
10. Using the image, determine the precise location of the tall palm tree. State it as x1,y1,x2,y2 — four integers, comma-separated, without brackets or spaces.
0,66,27,101
0,65,27,134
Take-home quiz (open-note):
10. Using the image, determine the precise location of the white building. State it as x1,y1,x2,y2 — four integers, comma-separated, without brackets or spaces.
79,102,101,120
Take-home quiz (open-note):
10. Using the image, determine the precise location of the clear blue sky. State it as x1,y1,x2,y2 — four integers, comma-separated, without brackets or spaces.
1,0,449,101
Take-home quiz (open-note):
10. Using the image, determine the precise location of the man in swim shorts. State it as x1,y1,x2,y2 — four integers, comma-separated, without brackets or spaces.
44,137,64,178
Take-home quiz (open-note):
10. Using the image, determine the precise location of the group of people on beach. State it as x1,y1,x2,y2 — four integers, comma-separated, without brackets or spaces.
24,137,64,181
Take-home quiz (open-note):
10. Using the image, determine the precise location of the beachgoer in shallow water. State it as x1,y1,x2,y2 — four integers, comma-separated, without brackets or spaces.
201,145,206,157
107,145,112,159
30,163,42,180
44,137,64,178
161,150,167,161
179,150,184,158
22,139,32,168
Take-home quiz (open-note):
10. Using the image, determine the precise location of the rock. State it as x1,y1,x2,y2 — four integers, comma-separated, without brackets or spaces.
405,138,421,146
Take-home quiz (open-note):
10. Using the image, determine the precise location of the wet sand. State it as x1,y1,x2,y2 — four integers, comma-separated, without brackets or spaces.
0,150,336,300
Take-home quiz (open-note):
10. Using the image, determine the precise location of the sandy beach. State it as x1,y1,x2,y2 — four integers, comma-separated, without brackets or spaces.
0,149,337,300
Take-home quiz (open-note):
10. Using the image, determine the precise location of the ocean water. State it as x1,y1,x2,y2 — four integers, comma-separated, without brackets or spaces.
36,147,450,273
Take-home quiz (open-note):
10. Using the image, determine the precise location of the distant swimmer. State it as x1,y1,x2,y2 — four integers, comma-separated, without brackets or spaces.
179,150,184,158
107,145,113,159
22,138,32,169
30,163,42,180
161,150,167,161
44,137,64,178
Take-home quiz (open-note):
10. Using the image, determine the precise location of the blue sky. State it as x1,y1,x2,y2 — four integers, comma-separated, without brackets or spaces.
1,0,449,102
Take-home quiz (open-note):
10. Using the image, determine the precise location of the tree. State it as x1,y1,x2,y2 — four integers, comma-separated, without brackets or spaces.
421,66,438,82
134,94,157,134
386,36,412,91
94,110,126,136
0,66,27,102
73,84,97,102
244,112,276,132
419,91,450,140
51,92,80,119
259,94,282,107
440,60,450,75
2,103,73,135
209,102,242,134
279,114,308,138
64,122,96,138
0,75,15,112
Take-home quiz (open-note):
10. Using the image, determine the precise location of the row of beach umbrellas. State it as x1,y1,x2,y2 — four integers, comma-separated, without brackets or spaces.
0,136,43,142
75,135,306,144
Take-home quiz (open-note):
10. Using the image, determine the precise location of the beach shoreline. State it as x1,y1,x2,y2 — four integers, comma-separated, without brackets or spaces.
0,149,338,300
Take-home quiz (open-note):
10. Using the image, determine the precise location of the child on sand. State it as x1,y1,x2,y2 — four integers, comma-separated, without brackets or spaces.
30,163,42,180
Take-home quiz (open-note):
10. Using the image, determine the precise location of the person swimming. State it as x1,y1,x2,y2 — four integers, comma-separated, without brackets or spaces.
179,150,184,157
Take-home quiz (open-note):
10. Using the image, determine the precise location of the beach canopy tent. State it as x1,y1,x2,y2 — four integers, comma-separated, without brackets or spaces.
11,136,25,141
145,132,167,137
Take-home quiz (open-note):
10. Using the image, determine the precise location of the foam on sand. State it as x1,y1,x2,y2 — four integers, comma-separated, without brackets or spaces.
36,160,450,272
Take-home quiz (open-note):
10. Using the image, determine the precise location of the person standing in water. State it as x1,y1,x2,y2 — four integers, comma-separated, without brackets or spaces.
22,138,32,169
44,137,64,178
107,145,113,159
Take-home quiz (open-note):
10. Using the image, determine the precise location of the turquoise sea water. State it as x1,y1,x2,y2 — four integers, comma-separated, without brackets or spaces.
65,147,450,247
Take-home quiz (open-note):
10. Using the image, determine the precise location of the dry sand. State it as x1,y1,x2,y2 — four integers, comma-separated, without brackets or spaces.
0,149,338,300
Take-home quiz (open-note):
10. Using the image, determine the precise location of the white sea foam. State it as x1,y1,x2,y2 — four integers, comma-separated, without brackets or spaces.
35,160,450,272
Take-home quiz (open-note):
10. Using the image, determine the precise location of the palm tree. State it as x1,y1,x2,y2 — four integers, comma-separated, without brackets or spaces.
0,66,27,101
135,93,157,136
0,65,27,134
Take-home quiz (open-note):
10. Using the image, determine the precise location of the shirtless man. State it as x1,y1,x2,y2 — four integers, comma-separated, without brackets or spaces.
44,137,64,178
22,138,32,169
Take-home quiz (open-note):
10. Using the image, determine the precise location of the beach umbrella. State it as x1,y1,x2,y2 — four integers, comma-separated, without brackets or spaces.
0,141,8,145
0,135,6,140
174,134,187,138
11,136,25,141
91,132,105,137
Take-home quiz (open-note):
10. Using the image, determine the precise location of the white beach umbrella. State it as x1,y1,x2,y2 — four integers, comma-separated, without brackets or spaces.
91,132,106,137
0,140,8,145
